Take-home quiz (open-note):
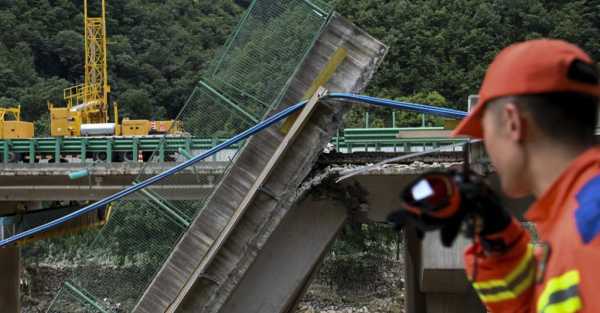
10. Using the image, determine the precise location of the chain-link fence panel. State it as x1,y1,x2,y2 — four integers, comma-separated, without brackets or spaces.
47,84,254,312
47,0,332,311
207,0,332,120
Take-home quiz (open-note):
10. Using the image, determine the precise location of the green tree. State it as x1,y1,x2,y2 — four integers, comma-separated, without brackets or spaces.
330,0,600,110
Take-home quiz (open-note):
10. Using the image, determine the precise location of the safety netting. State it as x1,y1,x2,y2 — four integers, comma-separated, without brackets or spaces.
46,0,332,312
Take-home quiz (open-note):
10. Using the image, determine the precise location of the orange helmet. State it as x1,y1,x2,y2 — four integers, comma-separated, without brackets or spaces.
453,39,600,138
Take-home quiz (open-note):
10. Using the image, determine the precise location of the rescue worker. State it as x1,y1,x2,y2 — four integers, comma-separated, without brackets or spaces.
390,39,600,312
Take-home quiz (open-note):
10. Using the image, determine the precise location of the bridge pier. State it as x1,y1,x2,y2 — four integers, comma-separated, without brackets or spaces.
403,226,426,313
418,232,486,313
344,171,487,313
0,225,20,313
0,201,46,313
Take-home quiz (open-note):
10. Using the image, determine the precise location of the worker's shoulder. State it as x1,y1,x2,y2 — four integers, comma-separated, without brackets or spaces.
572,168,600,245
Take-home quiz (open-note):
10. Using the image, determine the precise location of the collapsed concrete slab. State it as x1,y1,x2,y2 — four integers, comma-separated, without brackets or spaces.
133,13,387,313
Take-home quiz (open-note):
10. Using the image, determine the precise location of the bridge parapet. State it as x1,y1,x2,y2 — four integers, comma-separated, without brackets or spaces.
0,162,227,202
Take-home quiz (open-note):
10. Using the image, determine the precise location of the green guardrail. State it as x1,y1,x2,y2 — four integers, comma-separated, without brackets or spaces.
332,127,466,152
0,136,243,164
0,128,466,164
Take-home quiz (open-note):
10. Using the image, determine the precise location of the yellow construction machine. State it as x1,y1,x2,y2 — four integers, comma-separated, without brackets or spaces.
0,106,34,139
48,0,183,137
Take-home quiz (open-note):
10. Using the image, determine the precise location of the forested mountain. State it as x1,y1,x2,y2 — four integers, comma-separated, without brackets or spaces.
0,0,242,125
1,0,599,130
333,0,600,106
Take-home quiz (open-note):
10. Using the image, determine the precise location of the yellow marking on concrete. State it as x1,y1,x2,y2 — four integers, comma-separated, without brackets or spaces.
280,47,348,134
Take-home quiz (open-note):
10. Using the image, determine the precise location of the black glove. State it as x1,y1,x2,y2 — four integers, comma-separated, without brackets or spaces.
387,170,512,248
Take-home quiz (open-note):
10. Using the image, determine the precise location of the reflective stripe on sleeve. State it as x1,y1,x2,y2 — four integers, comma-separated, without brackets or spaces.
537,270,582,313
472,244,535,303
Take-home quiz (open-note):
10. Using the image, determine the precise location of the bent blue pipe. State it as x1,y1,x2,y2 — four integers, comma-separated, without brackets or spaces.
0,93,467,247
328,93,467,119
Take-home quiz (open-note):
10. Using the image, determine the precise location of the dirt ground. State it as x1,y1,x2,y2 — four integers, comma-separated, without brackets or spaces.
21,264,69,313
21,255,404,313
296,255,404,313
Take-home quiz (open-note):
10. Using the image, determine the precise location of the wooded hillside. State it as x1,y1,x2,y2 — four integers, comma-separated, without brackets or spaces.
1,0,599,130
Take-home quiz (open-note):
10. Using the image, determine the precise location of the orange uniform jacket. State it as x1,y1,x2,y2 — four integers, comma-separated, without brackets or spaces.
464,147,600,313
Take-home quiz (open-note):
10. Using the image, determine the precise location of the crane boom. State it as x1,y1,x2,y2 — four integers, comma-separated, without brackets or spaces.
81,0,110,124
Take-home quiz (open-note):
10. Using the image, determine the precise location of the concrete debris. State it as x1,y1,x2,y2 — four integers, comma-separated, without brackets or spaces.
298,160,462,199
296,298,403,313
328,161,463,176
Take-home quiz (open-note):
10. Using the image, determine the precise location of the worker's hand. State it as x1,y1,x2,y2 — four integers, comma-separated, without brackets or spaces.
387,170,512,248
387,204,466,246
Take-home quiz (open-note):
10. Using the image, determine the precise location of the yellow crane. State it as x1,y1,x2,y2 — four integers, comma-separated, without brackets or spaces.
48,0,182,137
82,0,110,125
48,0,113,136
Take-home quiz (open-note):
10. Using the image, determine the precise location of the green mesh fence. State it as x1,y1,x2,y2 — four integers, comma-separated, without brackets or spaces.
48,284,108,313
207,0,332,120
46,0,332,312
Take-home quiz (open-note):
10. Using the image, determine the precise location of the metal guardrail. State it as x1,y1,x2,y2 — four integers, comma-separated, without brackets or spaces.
0,127,466,164
333,127,466,152
0,136,243,164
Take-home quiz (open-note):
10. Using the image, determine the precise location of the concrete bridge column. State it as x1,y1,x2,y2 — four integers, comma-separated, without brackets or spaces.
0,201,43,313
351,172,487,313
0,224,20,313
